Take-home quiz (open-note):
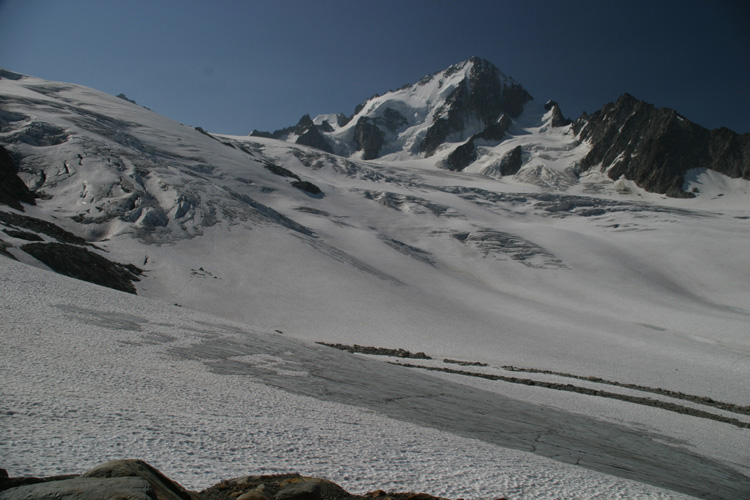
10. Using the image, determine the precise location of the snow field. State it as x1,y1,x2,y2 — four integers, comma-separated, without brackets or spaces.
0,258,701,499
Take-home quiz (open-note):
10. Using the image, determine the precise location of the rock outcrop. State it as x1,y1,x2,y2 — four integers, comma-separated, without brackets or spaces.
353,117,386,160
444,114,513,171
0,145,36,211
544,100,570,128
480,145,523,177
0,210,143,294
573,93,750,197
0,461,474,500
250,115,334,154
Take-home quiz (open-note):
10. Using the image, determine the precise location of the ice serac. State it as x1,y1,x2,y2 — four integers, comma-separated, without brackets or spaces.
572,93,750,197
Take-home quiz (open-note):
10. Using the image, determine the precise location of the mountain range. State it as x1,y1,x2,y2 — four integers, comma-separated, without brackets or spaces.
1,59,749,499
251,57,749,198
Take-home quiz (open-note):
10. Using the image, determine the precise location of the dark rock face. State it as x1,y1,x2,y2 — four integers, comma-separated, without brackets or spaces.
116,93,139,105
498,145,524,176
265,163,301,180
353,117,386,160
419,57,532,157
317,343,431,359
2,229,43,241
381,108,408,133
20,242,143,294
0,145,36,211
477,114,513,142
251,115,333,154
291,180,323,196
444,115,514,171
544,100,570,127
349,108,407,158
573,94,750,197
444,140,477,171
295,126,334,154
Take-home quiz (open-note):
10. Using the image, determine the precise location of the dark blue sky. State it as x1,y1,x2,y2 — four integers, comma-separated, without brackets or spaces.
1,0,748,134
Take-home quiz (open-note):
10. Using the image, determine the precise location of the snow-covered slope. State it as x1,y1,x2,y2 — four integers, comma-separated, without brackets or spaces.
2,256,723,500
1,68,750,499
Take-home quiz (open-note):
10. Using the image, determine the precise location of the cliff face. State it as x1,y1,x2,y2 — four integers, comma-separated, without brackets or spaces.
573,94,750,197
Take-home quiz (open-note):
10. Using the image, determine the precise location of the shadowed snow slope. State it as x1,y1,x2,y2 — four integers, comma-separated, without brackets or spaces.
1,69,749,499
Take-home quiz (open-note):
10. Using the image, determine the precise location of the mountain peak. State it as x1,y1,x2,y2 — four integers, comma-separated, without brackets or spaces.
254,58,533,161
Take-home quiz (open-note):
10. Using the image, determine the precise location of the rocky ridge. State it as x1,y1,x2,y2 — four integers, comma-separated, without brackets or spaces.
572,93,750,197
0,460,507,500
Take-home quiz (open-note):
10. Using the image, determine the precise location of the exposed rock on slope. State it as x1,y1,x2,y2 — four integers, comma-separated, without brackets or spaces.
0,145,35,211
0,460,463,500
0,210,143,294
444,114,513,171
573,93,750,197
251,115,334,154
20,242,143,294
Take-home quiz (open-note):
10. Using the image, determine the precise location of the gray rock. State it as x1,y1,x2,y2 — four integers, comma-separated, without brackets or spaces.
81,459,200,500
275,480,321,500
0,476,155,500
295,126,334,154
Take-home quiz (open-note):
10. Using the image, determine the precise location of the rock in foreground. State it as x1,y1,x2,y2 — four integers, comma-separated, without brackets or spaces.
0,460,499,500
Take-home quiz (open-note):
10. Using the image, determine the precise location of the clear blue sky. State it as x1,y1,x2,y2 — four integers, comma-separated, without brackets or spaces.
1,0,748,134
